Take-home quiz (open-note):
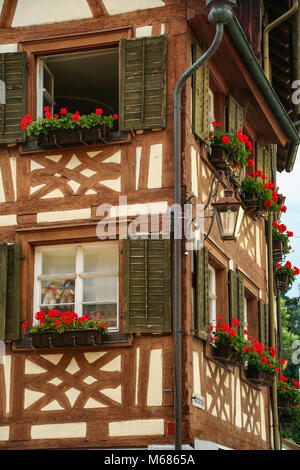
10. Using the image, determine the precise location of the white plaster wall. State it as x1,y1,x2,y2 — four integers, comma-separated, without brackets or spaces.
12,0,93,27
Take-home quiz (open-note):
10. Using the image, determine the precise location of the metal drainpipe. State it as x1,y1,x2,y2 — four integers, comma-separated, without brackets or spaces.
263,0,299,80
173,0,236,451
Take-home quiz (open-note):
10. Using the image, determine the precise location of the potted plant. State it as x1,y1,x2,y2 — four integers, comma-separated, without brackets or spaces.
20,107,119,148
209,317,245,366
22,309,108,348
275,261,300,293
207,124,252,181
277,378,300,427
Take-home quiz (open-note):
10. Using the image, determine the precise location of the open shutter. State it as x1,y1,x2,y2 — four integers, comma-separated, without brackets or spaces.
119,35,167,131
0,52,27,144
192,44,209,141
122,237,171,333
228,270,244,335
0,243,21,341
0,244,8,341
196,246,209,338
227,95,244,133
258,301,269,348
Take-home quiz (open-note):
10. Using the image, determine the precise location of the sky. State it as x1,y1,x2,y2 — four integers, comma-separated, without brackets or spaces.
277,148,300,299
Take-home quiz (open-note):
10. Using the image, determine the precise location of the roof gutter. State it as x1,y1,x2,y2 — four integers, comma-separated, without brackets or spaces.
226,14,300,172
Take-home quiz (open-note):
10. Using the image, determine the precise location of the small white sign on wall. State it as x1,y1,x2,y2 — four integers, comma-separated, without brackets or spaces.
192,393,205,410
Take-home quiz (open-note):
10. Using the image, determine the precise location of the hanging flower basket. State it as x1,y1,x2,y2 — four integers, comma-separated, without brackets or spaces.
26,329,107,348
280,413,296,428
277,395,294,414
20,107,118,149
208,147,241,181
211,343,243,366
245,366,274,386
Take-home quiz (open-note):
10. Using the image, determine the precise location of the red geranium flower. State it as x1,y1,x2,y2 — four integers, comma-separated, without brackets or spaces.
248,159,254,167
60,107,68,115
221,135,230,144
95,108,103,115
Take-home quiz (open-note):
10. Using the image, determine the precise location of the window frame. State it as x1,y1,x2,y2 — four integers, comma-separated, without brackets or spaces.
33,241,119,331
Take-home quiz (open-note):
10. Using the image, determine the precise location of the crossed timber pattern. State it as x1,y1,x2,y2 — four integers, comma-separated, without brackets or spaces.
29,148,121,199
23,351,122,411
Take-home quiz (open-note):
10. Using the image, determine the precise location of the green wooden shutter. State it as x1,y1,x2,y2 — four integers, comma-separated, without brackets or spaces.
227,95,244,133
196,246,209,338
0,244,8,341
0,52,27,144
228,270,244,335
192,44,209,141
119,35,167,131
258,301,269,347
256,142,271,181
5,243,21,341
122,237,171,333
0,243,21,341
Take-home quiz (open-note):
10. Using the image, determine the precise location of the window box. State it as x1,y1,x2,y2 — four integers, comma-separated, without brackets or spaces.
245,366,274,386
211,343,243,366
25,329,107,348
36,124,109,149
273,239,284,264
240,192,264,217
208,147,241,184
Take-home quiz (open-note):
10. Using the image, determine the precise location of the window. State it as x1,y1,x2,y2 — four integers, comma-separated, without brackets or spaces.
33,242,119,330
36,48,119,118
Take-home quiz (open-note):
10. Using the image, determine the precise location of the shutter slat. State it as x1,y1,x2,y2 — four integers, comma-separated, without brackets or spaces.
120,36,167,131
0,52,27,144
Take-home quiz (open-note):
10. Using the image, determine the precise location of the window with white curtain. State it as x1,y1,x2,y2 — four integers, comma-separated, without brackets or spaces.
33,242,119,330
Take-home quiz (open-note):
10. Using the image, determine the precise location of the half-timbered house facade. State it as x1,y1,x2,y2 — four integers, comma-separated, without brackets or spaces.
0,0,298,450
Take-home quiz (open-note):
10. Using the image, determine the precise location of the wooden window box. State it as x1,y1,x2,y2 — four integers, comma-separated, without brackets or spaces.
208,147,241,185
273,239,284,264
275,273,290,293
211,343,243,367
